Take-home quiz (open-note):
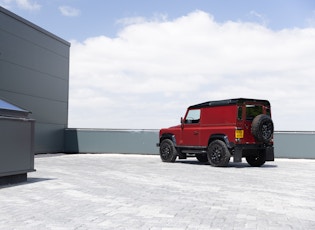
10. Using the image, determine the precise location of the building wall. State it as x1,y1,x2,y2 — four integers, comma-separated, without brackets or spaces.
65,129,315,159
0,7,70,153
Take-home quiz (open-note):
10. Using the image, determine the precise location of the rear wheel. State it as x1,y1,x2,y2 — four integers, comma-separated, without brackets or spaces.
207,140,230,167
246,152,266,167
159,139,177,162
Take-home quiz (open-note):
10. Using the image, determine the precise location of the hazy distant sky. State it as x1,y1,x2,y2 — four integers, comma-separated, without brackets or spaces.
2,0,315,130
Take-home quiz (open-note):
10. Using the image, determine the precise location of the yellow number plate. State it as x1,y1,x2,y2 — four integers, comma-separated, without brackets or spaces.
235,130,244,138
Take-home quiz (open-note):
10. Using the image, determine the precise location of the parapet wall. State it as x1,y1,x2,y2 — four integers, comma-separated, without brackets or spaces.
64,129,315,159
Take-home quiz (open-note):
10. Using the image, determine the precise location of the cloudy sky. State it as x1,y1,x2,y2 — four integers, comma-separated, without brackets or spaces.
1,0,315,131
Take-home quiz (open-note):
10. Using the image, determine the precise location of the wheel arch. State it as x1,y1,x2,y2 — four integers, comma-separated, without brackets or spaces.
208,134,233,149
160,133,176,144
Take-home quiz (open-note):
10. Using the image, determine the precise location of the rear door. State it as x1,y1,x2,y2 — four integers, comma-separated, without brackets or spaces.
244,104,263,143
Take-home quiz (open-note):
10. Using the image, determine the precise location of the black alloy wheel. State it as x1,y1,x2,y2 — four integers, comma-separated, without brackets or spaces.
251,114,274,143
159,139,177,162
207,140,231,167
246,152,266,167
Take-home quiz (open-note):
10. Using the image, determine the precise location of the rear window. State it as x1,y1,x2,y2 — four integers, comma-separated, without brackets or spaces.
246,105,263,120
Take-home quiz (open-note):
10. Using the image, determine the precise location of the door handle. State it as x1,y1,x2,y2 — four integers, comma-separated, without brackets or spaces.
193,131,199,135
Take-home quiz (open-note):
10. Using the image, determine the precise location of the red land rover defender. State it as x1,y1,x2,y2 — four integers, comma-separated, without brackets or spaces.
158,98,274,167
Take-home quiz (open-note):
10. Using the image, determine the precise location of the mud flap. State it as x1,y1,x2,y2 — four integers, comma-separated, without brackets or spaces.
265,146,274,161
233,147,242,162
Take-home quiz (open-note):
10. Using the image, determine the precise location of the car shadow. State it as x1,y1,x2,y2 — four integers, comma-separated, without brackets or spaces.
175,160,277,168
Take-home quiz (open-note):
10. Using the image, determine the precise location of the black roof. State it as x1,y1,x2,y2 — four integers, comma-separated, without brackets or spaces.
188,98,270,109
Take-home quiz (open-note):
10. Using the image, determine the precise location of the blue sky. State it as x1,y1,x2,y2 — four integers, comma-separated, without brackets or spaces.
1,0,315,130
2,0,315,40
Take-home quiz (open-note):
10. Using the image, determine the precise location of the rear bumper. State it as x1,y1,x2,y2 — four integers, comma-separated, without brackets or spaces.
233,144,274,162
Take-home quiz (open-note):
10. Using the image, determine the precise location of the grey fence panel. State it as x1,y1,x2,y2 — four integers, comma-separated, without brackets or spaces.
65,129,315,159
274,132,315,159
65,129,159,154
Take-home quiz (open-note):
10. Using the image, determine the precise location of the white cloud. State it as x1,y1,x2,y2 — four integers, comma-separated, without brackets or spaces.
116,16,147,26
0,0,40,10
17,0,39,10
116,13,168,26
249,10,269,26
59,5,80,17
68,11,315,131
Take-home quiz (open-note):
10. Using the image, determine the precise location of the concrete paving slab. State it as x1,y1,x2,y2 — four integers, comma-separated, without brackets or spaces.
0,154,314,230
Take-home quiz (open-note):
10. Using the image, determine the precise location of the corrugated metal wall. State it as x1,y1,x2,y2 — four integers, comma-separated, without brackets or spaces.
65,129,315,159
0,7,70,153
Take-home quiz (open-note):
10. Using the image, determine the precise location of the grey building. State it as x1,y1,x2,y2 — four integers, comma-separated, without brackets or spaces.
0,6,70,153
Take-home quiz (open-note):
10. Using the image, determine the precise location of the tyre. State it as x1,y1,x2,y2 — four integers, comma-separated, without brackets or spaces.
159,139,177,162
246,152,266,167
196,154,208,163
251,114,274,143
207,140,231,167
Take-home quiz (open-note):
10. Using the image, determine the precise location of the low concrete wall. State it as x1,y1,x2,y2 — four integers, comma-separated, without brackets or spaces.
274,131,315,159
64,129,315,159
65,129,159,154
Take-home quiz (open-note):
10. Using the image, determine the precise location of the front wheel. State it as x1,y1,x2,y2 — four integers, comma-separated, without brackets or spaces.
207,140,231,167
159,139,177,162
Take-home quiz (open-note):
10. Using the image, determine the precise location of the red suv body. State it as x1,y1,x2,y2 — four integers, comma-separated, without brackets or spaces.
158,98,274,167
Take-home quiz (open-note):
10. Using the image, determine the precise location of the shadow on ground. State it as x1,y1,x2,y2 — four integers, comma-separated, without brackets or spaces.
0,177,55,189
175,160,277,168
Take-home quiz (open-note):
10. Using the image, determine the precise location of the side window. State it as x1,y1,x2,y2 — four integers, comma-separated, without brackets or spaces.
185,109,200,124
237,107,243,120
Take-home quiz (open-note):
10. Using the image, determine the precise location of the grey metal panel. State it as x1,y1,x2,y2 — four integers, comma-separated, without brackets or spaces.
0,117,35,176
0,29,69,81
0,6,70,56
65,129,159,154
0,94,66,153
0,61,68,102
64,129,315,159
0,7,70,153
0,90,68,124
35,123,65,153
274,132,315,159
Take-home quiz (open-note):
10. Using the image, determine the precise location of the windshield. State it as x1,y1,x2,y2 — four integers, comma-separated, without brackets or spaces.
185,109,200,124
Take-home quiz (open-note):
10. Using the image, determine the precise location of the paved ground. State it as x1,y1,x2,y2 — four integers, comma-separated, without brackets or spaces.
0,154,314,230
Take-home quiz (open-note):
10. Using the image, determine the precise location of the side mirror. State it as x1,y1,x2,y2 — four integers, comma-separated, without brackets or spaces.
180,117,184,129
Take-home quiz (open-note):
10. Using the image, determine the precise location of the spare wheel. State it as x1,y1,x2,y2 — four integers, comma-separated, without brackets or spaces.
251,114,274,143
